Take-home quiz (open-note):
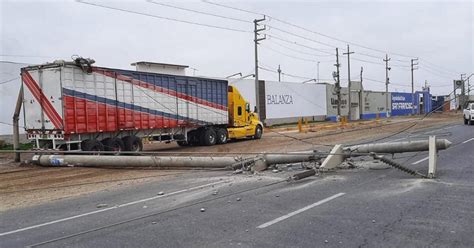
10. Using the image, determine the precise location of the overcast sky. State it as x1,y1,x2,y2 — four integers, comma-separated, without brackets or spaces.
0,0,472,133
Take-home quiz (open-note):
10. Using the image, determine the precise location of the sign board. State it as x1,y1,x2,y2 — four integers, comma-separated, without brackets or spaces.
391,92,417,116
264,81,327,119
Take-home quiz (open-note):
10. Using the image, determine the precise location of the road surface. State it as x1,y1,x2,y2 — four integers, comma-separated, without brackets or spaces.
1,123,473,247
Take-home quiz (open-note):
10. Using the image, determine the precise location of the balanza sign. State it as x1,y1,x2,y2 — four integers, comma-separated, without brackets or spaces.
266,94,294,105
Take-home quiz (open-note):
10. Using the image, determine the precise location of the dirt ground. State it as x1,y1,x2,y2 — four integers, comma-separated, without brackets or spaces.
0,112,461,212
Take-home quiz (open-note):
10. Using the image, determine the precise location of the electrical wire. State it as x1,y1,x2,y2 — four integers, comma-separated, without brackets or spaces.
0,77,19,85
266,25,336,49
147,0,250,23
76,0,251,33
266,39,333,57
202,0,416,59
266,34,335,55
261,46,319,62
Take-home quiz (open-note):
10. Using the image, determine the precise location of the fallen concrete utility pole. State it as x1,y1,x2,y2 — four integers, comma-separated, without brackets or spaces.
321,138,451,170
291,137,451,181
345,139,452,155
32,152,320,170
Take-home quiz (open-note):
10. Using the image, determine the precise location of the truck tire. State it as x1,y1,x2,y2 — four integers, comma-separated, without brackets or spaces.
200,128,217,146
177,141,189,147
253,125,263,139
216,128,228,144
81,139,104,153
101,138,124,154
122,136,143,152
465,117,468,125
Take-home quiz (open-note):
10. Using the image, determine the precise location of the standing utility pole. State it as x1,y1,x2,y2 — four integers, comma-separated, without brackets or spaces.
254,16,266,115
317,61,320,83
384,54,391,118
343,45,354,120
410,58,418,115
278,64,281,82
334,48,342,119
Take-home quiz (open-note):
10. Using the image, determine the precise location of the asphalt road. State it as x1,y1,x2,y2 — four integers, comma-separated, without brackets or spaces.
1,122,473,248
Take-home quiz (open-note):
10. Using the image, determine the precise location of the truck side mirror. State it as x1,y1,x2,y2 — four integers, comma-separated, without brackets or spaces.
246,103,250,112
254,106,258,113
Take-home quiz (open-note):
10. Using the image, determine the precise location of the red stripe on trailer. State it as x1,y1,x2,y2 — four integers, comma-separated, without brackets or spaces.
63,95,191,134
92,69,228,112
22,72,63,129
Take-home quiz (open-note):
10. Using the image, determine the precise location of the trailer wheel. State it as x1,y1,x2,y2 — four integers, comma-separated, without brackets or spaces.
102,138,125,154
81,139,104,153
122,136,143,152
177,141,189,147
216,128,228,144
200,128,217,146
253,125,263,139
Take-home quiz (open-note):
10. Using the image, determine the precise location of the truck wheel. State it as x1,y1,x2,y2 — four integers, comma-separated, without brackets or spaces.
102,138,124,154
200,128,217,146
253,125,263,139
177,141,189,146
464,117,468,125
81,139,104,153
122,136,143,152
216,128,228,144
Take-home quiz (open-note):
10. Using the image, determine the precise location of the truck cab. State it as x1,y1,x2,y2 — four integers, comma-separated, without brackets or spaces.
463,102,474,125
227,85,263,140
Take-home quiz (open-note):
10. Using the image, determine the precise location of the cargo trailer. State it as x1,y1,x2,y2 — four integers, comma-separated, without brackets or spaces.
20,58,263,152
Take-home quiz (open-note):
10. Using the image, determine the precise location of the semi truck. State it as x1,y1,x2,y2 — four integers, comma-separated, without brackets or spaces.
20,58,263,152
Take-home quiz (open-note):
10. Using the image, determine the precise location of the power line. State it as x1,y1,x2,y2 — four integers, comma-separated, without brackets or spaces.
0,77,20,85
266,25,336,49
266,39,333,57
202,0,416,59
147,0,250,23
259,66,313,80
76,0,251,33
261,46,319,62
202,0,263,17
420,58,461,75
266,34,335,55
419,66,455,80
420,61,459,77
203,0,465,78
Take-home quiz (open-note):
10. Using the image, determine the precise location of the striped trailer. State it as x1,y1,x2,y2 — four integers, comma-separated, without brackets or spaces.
21,60,229,152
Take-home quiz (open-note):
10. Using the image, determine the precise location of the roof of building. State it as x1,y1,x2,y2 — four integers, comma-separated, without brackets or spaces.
131,61,189,68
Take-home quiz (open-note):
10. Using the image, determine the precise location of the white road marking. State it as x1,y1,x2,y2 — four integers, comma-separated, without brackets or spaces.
390,125,458,142
412,156,429,165
257,192,345,229
462,138,474,144
0,180,227,237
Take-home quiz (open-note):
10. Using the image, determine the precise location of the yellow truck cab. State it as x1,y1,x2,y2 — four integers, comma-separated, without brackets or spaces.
227,85,263,140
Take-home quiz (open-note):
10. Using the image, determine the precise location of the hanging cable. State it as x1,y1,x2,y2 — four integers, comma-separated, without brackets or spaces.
76,0,251,33
147,0,251,23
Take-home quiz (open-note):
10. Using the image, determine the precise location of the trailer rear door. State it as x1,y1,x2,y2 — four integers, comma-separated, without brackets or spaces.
22,67,63,131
